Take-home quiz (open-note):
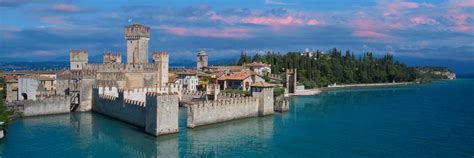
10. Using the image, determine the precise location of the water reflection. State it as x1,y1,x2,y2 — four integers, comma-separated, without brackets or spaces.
1,107,280,157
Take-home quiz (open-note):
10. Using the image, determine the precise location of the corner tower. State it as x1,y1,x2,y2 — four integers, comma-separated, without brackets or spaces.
196,49,208,70
125,24,150,64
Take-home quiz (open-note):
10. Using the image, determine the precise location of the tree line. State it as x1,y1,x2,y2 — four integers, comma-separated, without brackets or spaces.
232,48,416,88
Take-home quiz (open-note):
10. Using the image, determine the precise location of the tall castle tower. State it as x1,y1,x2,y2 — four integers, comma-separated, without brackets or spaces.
125,24,150,64
196,49,208,70
153,51,169,86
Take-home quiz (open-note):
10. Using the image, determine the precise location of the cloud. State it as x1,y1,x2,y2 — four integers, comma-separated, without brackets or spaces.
381,1,434,16
450,0,474,7
353,31,389,39
307,19,320,26
264,0,290,5
156,25,253,38
0,0,50,7
40,16,65,24
50,4,81,12
448,9,474,33
410,16,438,25
242,16,304,25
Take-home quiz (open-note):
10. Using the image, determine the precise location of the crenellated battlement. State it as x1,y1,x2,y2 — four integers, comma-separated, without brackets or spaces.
124,98,145,107
103,52,122,63
98,94,117,101
82,63,162,72
125,24,150,39
190,96,258,109
152,51,169,58
70,50,88,62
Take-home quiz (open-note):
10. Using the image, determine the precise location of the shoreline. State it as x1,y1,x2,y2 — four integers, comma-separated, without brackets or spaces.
289,82,417,96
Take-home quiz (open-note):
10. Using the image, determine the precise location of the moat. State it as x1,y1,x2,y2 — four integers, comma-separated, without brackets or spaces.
1,79,473,157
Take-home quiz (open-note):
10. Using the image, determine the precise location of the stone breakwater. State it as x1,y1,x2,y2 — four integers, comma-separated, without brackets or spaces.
325,82,415,89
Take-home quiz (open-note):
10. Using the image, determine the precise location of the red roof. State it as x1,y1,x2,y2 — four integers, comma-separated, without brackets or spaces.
218,72,252,81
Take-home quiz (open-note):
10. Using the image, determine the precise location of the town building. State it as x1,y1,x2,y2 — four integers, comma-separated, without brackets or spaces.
217,72,265,91
243,62,271,76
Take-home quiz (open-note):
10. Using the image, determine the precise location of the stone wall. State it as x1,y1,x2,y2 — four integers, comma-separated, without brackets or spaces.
92,87,179,136
145,92,179,136
22,96,70,117
253,88,274,116
92,88,146,127
274,95,289,112
187,96,259,128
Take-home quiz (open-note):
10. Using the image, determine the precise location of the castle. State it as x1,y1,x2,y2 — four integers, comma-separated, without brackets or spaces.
4,23,288,137
69,24,172,112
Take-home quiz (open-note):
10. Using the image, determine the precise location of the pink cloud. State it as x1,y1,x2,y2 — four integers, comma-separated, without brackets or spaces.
410,16,438,25
451,0,474,7
156,25,252,38
448,10,474,33
40,16,65,24
241,16,304,26
352,19,378,31
381,1,433,16
352,31,389,39
307,19,320,26
51,4,81,12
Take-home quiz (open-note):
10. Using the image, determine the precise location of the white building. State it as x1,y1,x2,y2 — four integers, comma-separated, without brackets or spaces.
181,76,199,91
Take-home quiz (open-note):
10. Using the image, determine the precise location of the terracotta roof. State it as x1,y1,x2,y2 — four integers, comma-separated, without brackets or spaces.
251,82,274,87
218,72,252,81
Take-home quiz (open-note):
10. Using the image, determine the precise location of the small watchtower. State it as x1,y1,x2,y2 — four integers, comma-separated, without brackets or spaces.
196,49,208,70
70,50,88,70
125,24,150,64
153,51,169,86
103,52,122,64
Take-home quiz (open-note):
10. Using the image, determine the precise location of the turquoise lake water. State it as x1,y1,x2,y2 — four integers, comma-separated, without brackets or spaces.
1,79,473,157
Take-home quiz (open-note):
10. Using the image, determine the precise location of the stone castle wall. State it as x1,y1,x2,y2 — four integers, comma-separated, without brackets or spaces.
187,87,275,128
253,88,275,116
145,92,179,136
92,87,179,136
187,96,259,128
274,95,289,112
93,89,146,127
22,95,70,117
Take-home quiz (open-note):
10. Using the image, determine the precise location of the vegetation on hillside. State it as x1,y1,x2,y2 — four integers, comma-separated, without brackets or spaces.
413,66,456,81
233,48,416,88
0,75,9,129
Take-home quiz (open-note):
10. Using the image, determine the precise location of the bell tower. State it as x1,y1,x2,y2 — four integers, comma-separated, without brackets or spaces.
196,49,208,70
125,24,150,64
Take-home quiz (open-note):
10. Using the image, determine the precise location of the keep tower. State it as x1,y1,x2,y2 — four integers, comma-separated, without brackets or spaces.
125,24,150,64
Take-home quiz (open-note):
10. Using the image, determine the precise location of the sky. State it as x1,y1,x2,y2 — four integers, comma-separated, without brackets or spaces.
0,0,473,73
